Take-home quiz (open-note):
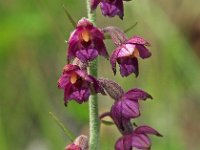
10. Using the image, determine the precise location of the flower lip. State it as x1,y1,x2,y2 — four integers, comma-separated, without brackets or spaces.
81,29,91,42
70,72,78,84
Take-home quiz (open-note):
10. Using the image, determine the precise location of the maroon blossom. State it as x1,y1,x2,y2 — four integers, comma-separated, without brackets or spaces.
99,83,161,149
115,125,162,150
58,64,104,106
110,36,151,77
91,0,131,19
99,79,161,149
110,88,152,134
67,18,108,63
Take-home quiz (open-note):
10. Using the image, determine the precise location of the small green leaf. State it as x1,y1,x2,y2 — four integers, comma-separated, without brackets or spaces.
101,120,114,126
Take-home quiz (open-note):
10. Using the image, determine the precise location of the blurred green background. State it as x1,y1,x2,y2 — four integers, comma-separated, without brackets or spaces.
0,0,200,149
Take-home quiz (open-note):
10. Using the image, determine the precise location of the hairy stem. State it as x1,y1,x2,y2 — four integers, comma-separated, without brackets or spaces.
86,1,99,150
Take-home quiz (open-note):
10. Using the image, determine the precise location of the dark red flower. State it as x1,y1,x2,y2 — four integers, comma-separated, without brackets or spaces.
115,125,162,150
91,0,129,19
110,88,152,134
102,88,161,150
110,36,151,77
67,18,108,63
58,64,104,106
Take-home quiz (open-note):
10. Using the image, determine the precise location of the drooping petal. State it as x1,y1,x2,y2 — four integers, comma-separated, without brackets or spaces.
76,49,99,62
58,74,70,89
64,83,73,106
118,57,138,77
67,30,80,63
136,45,151,59
90,26,105,40
124,88,152,101
90,0,101,10
111,102,133,134
68,87,91,104
100,0,124,19
115,0,124,19
93,38,109,59
134,125,163,137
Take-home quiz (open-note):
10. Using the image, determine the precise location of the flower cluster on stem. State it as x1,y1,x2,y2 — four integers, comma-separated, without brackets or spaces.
58,0,162,149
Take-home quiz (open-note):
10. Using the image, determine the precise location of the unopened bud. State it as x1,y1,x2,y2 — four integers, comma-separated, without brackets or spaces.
73,58,88,70
74,135,88,150
98,78,124,100
65,135,88,150
103,26,127,46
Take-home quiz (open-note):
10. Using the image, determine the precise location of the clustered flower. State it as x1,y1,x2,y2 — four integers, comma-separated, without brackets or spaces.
59,1,162,149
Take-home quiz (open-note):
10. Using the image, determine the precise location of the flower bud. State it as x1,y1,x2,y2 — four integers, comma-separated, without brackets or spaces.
65,135,88,150
98,78,124,100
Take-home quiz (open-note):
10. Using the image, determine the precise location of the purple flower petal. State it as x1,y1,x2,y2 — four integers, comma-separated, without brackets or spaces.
100,0,124,19
127,36,151,46
134,125,163,137
93,38,109,59
58,74,70,89
136,45,151,59
117,44,136,57
124,88,153,101
115,99,140,120
90,0,101,10
68,87,90,104
110,48,120,75
109,35,152,77
131,134,151,149
115,135,132,150
76,49,99,62
118,57,138,77
64,82,73,105
115,125,162,150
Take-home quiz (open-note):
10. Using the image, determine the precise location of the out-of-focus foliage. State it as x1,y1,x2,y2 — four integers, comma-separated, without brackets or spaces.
0,0,200,150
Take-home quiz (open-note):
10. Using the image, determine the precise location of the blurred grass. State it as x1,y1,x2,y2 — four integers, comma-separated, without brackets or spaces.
0,0,200,150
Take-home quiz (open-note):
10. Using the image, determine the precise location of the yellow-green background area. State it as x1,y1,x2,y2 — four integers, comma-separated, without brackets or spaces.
1,0,200,149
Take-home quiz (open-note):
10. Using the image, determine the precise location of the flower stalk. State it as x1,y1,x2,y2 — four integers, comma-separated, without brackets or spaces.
57,0,162,149
86,0,99,150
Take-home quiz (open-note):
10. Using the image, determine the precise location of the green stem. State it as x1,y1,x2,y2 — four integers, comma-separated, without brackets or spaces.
86,1,99,150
